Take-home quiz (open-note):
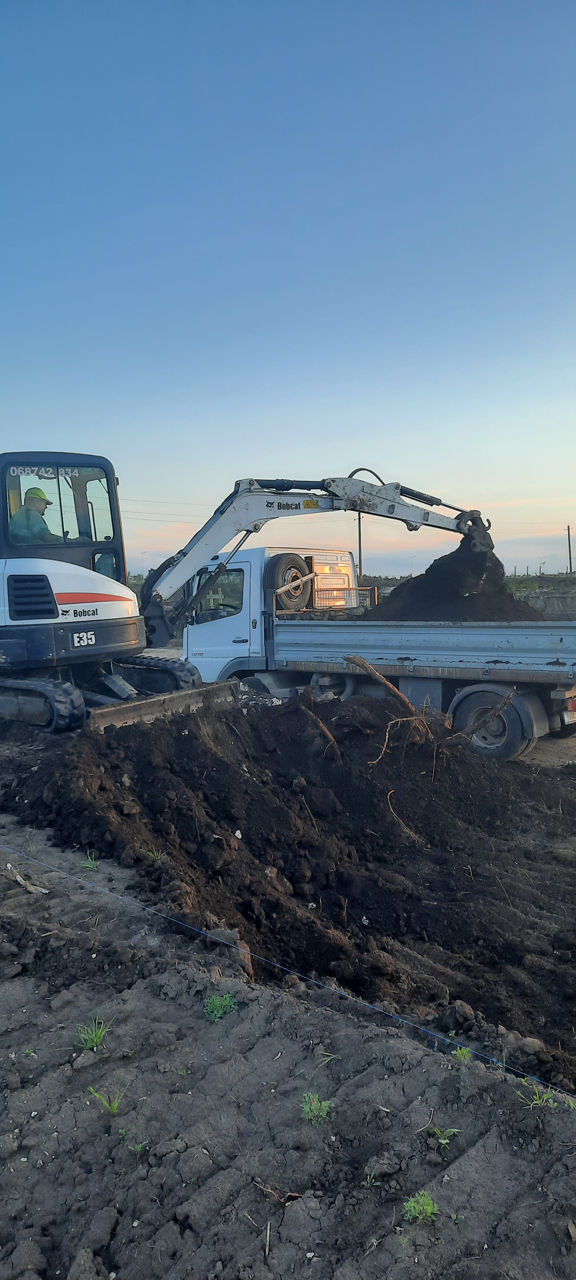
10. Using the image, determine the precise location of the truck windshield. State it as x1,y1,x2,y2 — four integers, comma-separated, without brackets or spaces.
6,464,114,548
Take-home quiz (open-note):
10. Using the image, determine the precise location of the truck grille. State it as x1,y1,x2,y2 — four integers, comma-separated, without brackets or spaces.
7,574,59,620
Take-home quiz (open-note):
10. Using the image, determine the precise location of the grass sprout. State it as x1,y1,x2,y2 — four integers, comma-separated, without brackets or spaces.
144,846,164,863
81,853,99,871
515,1081,558,1110
88,1086,126,1115
77,1017,111,1051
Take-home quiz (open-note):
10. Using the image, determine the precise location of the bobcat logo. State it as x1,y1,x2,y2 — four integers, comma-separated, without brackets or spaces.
60,609,71,617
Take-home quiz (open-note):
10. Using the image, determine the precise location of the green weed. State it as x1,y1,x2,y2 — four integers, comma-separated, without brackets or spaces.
81,853,99,871
77,1017,111,1051
433,1127,461,1150
454,1046,472,1064
403,1189,440,1225
515,1081,558,1110
144,846,164,863
310,1049,339,1075
129,1140,149,1158
361,1171,382,1188
88,1086,125,1115
301,1092,334,1124
204,993,237,1023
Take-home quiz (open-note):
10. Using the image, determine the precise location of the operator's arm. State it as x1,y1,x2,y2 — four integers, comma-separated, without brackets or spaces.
37,526,65,544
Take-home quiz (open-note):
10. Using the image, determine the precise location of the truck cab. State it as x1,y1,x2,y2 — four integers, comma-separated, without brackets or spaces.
183,547,359,684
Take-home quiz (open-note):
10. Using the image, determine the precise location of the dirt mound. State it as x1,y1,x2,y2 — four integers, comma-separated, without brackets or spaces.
369,544,540,621
7,694,576,1085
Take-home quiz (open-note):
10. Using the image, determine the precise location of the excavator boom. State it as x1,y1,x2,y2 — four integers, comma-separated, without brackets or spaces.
141,474,493,641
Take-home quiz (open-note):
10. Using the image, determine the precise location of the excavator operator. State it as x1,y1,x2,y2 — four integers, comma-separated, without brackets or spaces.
9,487,63,544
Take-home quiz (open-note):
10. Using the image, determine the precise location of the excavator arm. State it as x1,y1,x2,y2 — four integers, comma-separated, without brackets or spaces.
141,474,493,645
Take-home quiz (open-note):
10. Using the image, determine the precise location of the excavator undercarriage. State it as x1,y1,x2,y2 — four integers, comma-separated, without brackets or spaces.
0,656,237,731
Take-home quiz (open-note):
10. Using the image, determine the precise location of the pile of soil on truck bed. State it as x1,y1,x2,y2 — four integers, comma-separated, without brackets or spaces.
6,693,576,1088
369,544,541,621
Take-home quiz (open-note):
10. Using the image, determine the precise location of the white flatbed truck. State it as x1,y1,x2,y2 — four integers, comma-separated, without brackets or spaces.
182,546,576,761
138,474,576,761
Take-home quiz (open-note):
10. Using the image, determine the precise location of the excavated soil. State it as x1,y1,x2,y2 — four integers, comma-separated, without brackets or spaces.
369,546,541,621
6,694,576,1087
2,704,576,1279
2,822,576,1280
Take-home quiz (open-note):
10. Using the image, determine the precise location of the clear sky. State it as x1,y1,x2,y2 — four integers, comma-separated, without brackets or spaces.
1,1,575,575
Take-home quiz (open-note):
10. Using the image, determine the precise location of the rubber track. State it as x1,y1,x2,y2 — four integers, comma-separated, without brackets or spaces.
0,677,86,731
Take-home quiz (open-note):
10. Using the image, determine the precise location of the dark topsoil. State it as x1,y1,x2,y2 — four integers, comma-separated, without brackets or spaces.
2,825,576,1280
6,689,576,1088
368,545,540,621
2,701,576,1280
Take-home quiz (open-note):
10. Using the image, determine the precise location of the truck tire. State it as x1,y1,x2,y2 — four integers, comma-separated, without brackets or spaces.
451,691,530,761
264,554,311,612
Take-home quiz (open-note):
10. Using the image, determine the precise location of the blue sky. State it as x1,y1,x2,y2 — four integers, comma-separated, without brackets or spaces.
1,1,575,574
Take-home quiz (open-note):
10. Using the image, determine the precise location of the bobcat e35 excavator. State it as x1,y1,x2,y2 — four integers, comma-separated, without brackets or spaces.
0,451,232,730
0,452,494,730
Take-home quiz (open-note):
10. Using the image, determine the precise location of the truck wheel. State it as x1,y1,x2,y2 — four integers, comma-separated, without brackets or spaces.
452,691,530,761
264,554,311,611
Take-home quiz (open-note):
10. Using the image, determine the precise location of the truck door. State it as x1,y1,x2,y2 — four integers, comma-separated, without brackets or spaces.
184,561,253,683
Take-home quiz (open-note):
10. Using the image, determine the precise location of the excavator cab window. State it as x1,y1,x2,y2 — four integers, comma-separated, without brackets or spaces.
2,457,126,583
6,465,113,547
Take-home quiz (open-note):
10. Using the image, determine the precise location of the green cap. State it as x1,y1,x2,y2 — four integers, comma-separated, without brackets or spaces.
25,487,52,505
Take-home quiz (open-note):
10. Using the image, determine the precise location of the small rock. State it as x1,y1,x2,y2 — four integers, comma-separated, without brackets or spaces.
85,1206,118,1252
119,799,140,816
50,990,74,1012
453,999,475,1026
66,1248,109,1280
518,1036,548,1060
282,973,305,992
0,1131,20,1158
73,1051,102,1071
503,1030,523,1053
206,927,253,978
365,1149,402,1177
8,1240,47,1274
306,786,342,817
